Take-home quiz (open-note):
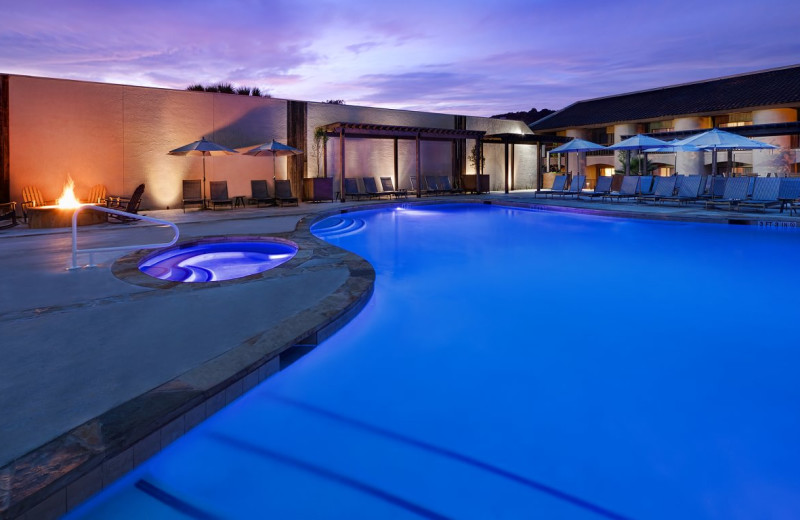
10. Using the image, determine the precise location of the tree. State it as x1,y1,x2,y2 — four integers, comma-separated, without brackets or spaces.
615,151,657,175
311,127,329,178
468,143,485,174
325,99,345,105
490,107,555,125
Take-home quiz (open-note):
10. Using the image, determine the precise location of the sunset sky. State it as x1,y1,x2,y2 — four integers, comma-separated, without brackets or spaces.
2,0,799,116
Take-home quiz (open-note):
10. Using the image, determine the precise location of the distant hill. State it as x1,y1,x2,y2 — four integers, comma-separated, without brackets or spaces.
491,107,555,126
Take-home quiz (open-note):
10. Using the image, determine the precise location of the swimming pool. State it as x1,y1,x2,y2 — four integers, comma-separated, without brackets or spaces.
69,204,800,519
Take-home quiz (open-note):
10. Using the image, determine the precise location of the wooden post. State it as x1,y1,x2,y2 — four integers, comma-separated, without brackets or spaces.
393,138,399,192
0,75,9,203
477,141,484,193
511,143,515,191
323,134,328,178
415,133,421,198
339,128,346,202
504,141,509,194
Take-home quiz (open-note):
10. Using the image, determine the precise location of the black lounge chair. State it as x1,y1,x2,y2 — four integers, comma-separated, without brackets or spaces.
248,180,275,207
699,176,727,201
410,176,436,196
0,202,18,229
578,175,612,200
362,177,388,199
344,178,370,200
208,181,233,210
638,176,677,204
535,174,567,198
705,177,750,210
275,180,299,206
778,178,800,214
182,179,204,212
737,177,781,212
437,176,463,195
379,177,407,199
603,175,639,202
424,175,442,195
551,174,585,198
107,183,145,222
657,175,705,205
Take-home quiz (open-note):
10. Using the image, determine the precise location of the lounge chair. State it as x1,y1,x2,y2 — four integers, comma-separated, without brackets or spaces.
362,177,388,199
778,178,800,214
208,181,233,210
424,175,442,195
657,175,705,205
603,175,639,202
107,184,145,222
0,202,17,229
437,176,463,195
344,178,369,200
84,184,107,204
705,177,750,210
737,177,781,212
551,174,585,198
578,176,612,200
410,176,436,196
379,177,407,199
182,179,204,212
21,186,51,222
535,174,567,198
275,180,299,206
638,176,677,204
699,176,726,201
248,180,275,207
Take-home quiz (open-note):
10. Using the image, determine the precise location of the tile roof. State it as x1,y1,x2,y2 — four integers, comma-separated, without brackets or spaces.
530,65,800,132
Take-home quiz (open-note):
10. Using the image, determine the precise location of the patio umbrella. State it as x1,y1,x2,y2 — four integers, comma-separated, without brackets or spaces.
644,139,700,172
244,140,303,183
549,138,606,175
674,128,778,176
168,137,238,204
607,134,670,175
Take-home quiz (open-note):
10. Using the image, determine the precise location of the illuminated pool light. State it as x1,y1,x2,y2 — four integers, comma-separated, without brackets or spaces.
139,238,297,282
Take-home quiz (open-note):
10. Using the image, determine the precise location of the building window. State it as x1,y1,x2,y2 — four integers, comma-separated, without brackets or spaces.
588,127,612,145
717,112,753,128
647,120,674,134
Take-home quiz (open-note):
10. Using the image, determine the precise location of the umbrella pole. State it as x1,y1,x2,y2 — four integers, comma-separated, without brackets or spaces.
202,156,207,209
712,149,718,177
273,155,277,183
625,150,631,176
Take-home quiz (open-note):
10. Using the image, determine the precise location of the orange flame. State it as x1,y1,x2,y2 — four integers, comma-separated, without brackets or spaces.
57,177,81,209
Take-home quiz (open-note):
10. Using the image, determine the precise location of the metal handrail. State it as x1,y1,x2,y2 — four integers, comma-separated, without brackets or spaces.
70,205,180,270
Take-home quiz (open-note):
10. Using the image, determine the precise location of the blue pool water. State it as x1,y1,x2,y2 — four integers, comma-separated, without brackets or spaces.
138,237,297,282
70,204,800,519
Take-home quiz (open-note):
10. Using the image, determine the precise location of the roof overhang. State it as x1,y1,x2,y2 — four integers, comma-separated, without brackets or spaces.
483,133,570,145
642,121,800,140
319,122,485,141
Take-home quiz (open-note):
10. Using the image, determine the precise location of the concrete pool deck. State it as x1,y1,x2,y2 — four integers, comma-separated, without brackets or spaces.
2,192,798,519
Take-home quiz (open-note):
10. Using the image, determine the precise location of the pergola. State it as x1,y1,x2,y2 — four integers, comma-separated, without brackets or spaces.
482,133,569,193
318,122,486,199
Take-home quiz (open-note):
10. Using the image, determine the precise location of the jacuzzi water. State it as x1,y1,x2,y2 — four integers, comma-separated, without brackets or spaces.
138,238,297,282
70,204,800,519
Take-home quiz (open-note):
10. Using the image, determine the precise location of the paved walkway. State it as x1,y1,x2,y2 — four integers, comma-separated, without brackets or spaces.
1,193,797,518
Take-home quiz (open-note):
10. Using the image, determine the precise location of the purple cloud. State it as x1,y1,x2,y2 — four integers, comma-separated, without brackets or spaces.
1,0,798,115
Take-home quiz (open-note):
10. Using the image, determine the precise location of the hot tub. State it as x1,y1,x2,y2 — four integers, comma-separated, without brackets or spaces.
138,237,298,282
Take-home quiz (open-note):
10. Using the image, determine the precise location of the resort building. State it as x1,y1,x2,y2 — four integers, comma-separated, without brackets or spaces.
529,64,800,187
0,74,536,210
